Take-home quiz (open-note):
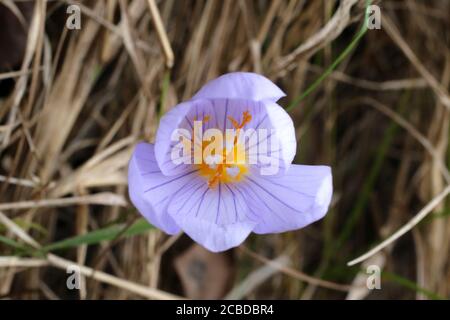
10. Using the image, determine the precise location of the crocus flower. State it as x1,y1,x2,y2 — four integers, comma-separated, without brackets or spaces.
128,72,332,252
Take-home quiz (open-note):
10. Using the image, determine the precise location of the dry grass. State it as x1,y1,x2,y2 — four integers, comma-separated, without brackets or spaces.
0,0,449,299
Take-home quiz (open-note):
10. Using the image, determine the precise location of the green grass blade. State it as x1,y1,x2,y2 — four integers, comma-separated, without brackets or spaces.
0,235,28,251
335,91,411,249
383,271,445,300
41,218,153,252
286,0,372,112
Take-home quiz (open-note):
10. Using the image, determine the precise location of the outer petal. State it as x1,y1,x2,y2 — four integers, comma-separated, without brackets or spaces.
168,179,257,252
262,101,297,173
192,72,286,102
154,101,193,176
240,165,332,234
128,142,202,235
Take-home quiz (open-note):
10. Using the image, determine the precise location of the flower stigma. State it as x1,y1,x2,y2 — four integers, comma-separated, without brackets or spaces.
197,111,252,188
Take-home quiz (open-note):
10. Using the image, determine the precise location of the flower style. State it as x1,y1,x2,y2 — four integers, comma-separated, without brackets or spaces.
128,72,332,252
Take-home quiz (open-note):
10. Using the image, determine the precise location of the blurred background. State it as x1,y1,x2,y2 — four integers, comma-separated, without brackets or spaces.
0,0,449,300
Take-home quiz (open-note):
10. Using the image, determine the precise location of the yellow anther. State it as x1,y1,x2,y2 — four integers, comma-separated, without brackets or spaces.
228,116,240,129
207,165,223,188
228,111,252,130
194,112,251,188
241,111,252,128
193,114,211,123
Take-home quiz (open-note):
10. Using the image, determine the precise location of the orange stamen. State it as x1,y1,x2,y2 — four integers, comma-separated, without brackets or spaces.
208,164,223,188
228,111,252,130
196,112,251,189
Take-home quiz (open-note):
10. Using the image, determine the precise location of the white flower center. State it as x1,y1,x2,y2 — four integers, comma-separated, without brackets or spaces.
226,166,240,178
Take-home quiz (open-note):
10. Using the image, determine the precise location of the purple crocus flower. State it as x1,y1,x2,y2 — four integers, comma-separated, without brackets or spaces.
128,72,332,252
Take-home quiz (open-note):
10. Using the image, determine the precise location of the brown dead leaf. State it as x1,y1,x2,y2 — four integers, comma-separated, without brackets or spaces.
174,244,234,299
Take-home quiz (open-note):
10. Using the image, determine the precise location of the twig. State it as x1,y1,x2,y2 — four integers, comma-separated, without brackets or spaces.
147,0,174,68
226,255,290,299
0,175,38,188
240,246,353,292
347,185,450,266
382,15,450,109
0,193,127,211
0,211,182,300
0,257,48,268
359,97,450,184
